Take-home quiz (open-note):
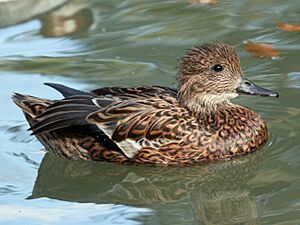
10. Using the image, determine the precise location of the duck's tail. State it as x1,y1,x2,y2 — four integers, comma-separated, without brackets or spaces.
11,83,88,119
11,93,54,119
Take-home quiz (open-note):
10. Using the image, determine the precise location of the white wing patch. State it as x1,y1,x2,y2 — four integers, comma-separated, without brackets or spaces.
118,139,142,158
91,123,171,158
92,123,142,158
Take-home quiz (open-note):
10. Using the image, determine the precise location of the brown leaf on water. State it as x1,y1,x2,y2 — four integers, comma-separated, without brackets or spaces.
187,0,217,5
277,22,300,32
245,42,280,58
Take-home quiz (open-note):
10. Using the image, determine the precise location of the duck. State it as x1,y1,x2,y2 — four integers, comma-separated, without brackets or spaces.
12,42,279,165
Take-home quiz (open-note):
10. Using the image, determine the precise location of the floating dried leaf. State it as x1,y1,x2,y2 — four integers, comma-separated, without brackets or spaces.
245,42,280,58
277,22,300,32
187,0,217,5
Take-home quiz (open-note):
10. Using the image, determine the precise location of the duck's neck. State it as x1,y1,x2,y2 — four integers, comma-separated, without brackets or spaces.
178,91,238,116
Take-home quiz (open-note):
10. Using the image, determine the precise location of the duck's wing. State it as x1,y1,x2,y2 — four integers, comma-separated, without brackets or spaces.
28,84,194,159
28,94,112,135
87,96,198,158
28,94,197,159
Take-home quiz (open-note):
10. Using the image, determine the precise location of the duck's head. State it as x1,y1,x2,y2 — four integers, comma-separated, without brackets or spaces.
177,42,278,113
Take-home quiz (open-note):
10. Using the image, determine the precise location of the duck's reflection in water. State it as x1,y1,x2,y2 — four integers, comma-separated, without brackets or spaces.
29,150,265,225
192,177,258,225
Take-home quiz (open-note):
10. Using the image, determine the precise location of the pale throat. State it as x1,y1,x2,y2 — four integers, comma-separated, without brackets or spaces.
180,92,239,115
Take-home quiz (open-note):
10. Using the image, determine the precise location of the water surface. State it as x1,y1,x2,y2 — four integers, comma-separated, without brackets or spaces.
0,0,299,224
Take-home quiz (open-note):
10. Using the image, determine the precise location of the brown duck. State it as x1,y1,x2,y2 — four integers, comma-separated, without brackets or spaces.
12,42,279,165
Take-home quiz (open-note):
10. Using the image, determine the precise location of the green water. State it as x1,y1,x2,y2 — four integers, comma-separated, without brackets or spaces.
0,0,299,224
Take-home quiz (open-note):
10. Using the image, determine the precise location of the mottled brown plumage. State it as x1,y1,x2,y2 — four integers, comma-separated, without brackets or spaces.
12,42,278,165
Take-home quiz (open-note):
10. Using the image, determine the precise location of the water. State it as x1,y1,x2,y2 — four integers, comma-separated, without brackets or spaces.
0,0,299,224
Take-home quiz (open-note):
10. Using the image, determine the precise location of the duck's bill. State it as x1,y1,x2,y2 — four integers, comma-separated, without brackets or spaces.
236,78,279,97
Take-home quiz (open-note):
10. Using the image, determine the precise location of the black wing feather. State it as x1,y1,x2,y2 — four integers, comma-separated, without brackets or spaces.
44,83,91,98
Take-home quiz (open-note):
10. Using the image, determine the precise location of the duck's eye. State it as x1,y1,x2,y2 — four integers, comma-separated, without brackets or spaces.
212,64,223,72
